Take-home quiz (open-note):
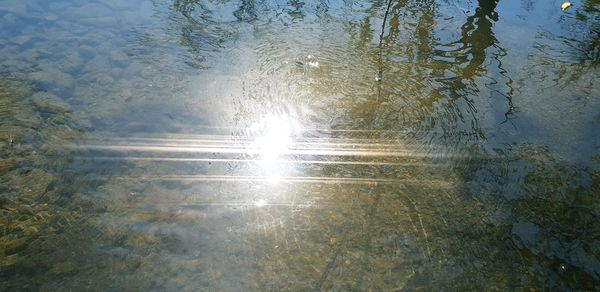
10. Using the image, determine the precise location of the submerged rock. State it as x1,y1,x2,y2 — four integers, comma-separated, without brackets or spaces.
85,72,114,87
31,91,70,114
47,1,71,13
59,52,84,74
52,261,77,275
22,48,41,63
98,0,133,10
17,169,54,197
0,0,29,15
29,67,75,96
78,44,96,58
63,3,112,19
110,51,129,67
43,13,59,22
0,159,17,175
2,13,20,26
122,62,144,77
11,35,33,47
79,16,118,27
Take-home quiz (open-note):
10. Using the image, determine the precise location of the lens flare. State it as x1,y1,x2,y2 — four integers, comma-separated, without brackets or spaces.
255,199,268,207
248,115,300,164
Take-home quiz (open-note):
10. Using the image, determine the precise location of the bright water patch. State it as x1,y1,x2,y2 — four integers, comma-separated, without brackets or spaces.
1,0,599,290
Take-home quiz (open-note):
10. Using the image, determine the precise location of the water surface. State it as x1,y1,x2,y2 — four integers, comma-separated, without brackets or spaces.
1,0,599,290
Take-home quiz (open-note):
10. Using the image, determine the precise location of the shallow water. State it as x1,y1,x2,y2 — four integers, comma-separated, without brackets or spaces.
1,0,599,290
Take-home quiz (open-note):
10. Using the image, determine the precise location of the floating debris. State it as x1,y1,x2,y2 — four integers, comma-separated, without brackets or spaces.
561,2,572,11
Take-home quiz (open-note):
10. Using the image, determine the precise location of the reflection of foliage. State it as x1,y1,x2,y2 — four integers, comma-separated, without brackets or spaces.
580,0,600,16
325,0,511,145
580,29,599,64
458,0,500,78
172,0,238,68
470,144,600,288
233,0,257,21
576,0,600,64
513,146,599,235
527,0,599,95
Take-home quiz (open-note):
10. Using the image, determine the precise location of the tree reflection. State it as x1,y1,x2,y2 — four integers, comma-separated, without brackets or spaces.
332,0,513,144
163,0,600,288
233,0,257,22
459,0,499,78
172,0,237,68
579,0,600,65
522,0,599,99
444,0,517,129
311,1,598,288
287,0,305,19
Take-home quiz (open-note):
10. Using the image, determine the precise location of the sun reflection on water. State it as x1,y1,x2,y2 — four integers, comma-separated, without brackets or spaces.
247,114,301,205
255,199,268,207
248,115,301,165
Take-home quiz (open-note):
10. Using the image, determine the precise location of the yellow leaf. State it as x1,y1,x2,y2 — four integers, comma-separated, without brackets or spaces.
561,2,572,11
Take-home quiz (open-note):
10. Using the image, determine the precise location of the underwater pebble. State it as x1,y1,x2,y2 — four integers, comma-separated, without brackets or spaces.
2,13,19,25
52,261,77,275
78,44,96,58
0,0,29,15
79,16,118,26
87,72,115,87
0,158,17,174
20,169,54,197
59,54,84,74
111,67,124,78
29,67,75,95
81,55,110,78
11,35,33,47
64,3,112,19
99,0,133,10
22,48,41,63
31,91,70,114
44,13,59,22
110,51,129,67
122,62,144,77
47,1,71,12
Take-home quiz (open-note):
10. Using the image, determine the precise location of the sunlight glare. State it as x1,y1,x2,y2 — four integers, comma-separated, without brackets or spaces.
249,115,300,164
255,199,268,207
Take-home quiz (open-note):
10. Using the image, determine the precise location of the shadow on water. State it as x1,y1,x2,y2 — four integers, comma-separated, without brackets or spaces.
0,0,599,290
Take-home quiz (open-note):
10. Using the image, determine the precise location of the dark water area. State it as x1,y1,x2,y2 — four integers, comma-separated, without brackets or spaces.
1,0,599,290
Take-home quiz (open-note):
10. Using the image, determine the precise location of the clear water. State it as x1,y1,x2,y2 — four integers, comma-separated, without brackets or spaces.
1,0,599,290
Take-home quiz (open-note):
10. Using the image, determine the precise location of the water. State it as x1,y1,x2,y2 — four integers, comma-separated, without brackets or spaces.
1,0,599,290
